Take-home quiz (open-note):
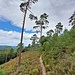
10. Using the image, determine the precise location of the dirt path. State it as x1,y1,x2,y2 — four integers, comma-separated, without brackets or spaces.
40,56,46,75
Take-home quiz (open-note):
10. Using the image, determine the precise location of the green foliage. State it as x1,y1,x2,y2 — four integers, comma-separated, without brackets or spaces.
55,22,63,34
43,42,50,51
39,36,48,45
69,11,75,29
29,68,39,75
20,0,38,13
46,29,54,37
23,26,75,75
40,28,75,75
0,53,6,64
29,13,49,37
30,34,39,47
0,68,6,75
71,51,75,57
0,47,17,65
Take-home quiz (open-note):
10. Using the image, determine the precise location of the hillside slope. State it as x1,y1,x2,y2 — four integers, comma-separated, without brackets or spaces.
0,51,41,75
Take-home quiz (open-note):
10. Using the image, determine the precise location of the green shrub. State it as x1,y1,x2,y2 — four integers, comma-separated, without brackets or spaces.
29,68,39,75
43,42,50,51
0,68,6,75
71,51,75,60
45,64,50,72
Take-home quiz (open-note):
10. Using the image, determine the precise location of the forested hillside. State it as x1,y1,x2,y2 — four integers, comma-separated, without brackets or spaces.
42,28,75,75
0,0,75,75
0,26,75,75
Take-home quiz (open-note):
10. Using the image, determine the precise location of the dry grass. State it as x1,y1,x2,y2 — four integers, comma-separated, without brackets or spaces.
1,51,41,75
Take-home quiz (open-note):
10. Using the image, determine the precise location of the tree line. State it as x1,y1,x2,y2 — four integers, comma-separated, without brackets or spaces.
29,11,75,49
0,44,29,65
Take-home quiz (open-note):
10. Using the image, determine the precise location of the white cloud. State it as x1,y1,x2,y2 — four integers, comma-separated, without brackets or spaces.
0,0,23,27
0,30,35,46
0,0,75,30
0,0,75,46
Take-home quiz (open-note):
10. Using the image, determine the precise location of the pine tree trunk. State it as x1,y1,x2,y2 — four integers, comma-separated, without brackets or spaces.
40,25,42,37
18,0,30,67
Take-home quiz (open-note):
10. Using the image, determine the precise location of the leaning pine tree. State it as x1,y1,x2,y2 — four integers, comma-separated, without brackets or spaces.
18,0,38,66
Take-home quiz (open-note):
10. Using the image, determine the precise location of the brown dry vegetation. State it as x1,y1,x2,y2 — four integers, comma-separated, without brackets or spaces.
1,51,41,75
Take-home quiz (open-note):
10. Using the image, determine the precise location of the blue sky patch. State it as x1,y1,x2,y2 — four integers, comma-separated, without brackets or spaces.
0,19,35,33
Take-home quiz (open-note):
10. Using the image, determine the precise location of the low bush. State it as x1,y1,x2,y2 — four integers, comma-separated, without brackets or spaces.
0,68,6,75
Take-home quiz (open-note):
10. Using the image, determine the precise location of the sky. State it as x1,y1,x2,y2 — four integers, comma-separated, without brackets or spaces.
0,0,75,46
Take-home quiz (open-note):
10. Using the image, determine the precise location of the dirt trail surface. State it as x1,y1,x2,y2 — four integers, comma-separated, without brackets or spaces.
40,56,46,75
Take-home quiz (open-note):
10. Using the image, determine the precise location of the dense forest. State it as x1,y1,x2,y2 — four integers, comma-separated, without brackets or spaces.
0,18,75,75
0,0,75,75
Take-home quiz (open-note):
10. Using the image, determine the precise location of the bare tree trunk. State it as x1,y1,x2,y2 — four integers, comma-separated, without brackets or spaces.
40,25,42,38
5,52,8,62
18,0,30,67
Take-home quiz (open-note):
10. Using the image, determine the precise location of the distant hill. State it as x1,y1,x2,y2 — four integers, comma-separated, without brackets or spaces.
11,46,16,49
0,45,5,50
0,45,16,50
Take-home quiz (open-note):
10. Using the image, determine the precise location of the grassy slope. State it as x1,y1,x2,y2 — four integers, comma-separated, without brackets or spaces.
1,51,41,75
